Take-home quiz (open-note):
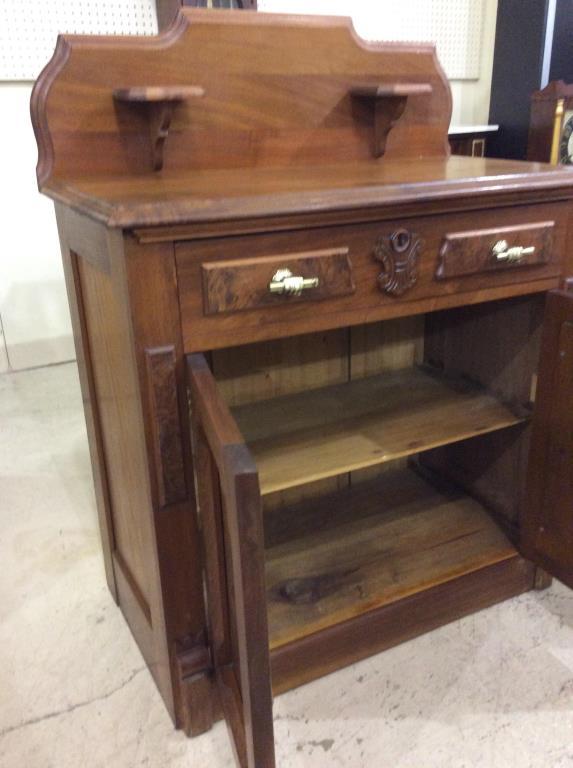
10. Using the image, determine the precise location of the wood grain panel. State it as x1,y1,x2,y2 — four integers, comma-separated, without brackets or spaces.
122,237,207,729
78,256,153,604
56,208,117,600
421,294,544,532
211,318,426,502
44,158,573,231
202,248,354,315
212,329,350,510
59,209,192,727
32,10,451,186
188,353,276,768
211,329,349,406
349,315,424,483
270,556,535,694
437,220,554,279
113,551,154,665
233,366,527,495
264,469,517,648
349,315,424,379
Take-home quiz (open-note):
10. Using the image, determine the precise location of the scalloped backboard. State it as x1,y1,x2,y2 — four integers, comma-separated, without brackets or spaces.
259,0,484,81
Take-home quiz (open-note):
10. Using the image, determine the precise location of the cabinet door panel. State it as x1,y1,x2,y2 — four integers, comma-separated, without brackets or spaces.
523,290,573,586
187,353,275,768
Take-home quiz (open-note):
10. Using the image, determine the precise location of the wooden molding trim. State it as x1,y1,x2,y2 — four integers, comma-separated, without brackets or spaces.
145,345,187,507
31,36,71,189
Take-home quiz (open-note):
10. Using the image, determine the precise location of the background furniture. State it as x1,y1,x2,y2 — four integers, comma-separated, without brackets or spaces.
32,10,573,767
156,0,255,32
527,79,573,163
489,0,573,160
448,124,498,156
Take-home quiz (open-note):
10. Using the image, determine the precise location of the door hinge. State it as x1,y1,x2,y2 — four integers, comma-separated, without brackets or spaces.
175,630,212,681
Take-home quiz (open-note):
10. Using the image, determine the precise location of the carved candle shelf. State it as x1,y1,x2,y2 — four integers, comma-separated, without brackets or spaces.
113,85,205,171
350,83,432,158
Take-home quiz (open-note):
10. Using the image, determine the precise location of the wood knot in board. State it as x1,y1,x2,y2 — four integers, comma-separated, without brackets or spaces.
273,568,359,605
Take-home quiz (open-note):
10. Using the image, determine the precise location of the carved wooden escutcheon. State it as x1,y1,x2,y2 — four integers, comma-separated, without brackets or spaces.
374,228,422,296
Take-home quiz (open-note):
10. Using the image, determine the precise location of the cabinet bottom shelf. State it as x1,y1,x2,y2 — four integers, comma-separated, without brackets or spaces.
264,467,518,650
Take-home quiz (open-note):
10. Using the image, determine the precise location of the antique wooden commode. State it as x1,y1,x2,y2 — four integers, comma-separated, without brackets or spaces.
32,10,573,767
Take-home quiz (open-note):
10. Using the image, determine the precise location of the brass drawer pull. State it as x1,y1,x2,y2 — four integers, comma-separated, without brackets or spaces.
492,239,536,264
269,269,320,296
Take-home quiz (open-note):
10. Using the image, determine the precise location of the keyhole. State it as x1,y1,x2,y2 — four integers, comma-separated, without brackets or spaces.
392,229,411,253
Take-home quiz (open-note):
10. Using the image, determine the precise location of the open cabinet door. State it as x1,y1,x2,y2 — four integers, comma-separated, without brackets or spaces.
522,290,573,588
187,354,276,768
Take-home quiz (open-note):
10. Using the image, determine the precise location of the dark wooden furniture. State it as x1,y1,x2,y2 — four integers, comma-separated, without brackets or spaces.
32,10,573,767
527,80,573,164
448,125,498,157
490,0,573,161
156,0,256,33
488,0,555,160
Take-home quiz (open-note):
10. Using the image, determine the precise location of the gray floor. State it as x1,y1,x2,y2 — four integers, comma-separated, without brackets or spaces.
2,362,573,768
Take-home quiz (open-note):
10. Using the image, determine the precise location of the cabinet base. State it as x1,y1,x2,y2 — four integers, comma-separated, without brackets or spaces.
270,555,535,695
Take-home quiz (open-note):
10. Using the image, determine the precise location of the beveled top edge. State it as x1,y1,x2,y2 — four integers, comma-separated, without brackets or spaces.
44,157,573,230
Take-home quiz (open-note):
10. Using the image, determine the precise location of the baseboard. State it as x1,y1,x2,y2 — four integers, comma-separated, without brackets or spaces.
2,333,76,371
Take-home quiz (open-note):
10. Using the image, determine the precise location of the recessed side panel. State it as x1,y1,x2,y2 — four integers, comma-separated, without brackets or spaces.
77,257,154,616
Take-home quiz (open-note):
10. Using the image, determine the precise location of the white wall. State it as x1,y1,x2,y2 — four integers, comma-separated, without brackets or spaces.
0,0,499,372
0,83,74,372
0,317,8,374
0,0,157,373
450,0,498,126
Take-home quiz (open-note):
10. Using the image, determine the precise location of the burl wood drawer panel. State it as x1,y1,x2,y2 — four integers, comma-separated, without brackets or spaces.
202,247,355,315
436,221,554,279
176,202,567,352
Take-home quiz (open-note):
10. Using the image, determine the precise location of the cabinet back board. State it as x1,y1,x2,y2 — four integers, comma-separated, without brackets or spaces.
32,9,450,186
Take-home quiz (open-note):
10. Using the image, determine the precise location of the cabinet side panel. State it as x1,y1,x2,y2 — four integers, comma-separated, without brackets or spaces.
77,256,154,609
56,206,181,722
58,232,117,601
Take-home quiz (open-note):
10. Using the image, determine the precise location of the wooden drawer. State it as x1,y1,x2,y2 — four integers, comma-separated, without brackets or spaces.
436,221,554,279
176,202,567,352
201,247,355,315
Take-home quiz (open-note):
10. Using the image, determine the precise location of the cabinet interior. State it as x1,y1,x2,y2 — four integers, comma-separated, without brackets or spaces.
210,293,545,651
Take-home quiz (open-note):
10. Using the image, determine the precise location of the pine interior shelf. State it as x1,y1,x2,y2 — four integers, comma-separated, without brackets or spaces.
231,367,527,496
264,467,517,649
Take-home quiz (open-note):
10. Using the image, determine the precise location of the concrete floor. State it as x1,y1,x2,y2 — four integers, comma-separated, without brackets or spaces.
2,361,573,768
